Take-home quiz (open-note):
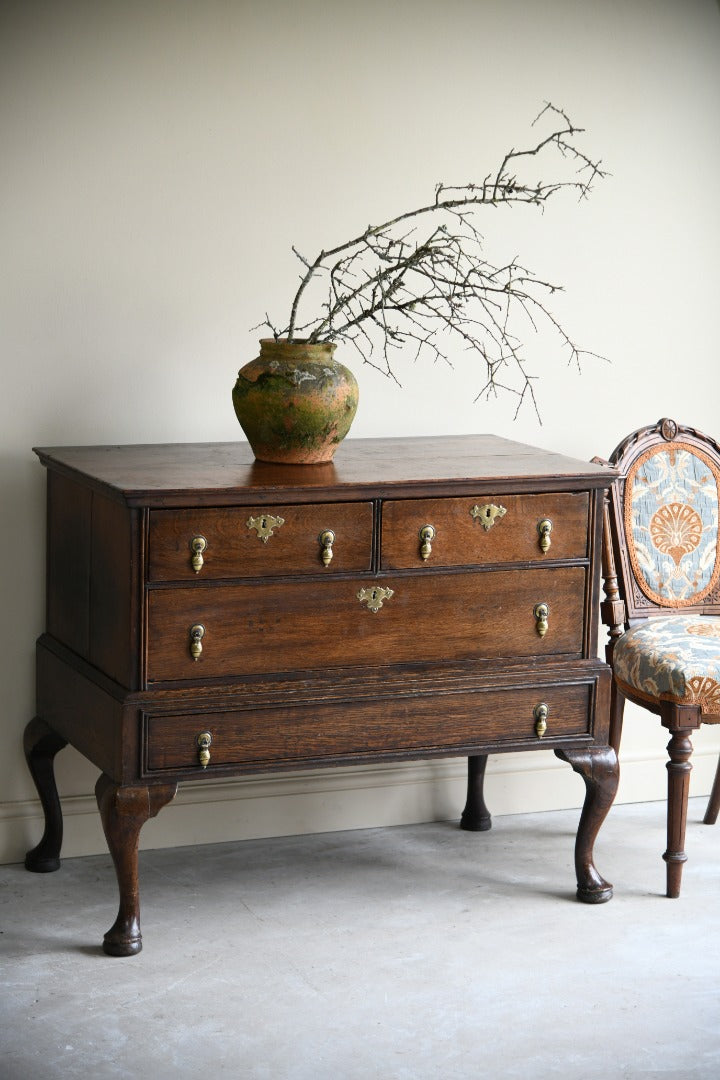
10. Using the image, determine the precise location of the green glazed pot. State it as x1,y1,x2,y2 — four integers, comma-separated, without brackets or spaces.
232,339,359,464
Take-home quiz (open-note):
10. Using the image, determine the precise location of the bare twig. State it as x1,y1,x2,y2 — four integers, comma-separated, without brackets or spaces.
262,104,607,417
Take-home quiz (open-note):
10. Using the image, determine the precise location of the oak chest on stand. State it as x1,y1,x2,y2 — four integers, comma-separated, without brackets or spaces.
26,434,618,955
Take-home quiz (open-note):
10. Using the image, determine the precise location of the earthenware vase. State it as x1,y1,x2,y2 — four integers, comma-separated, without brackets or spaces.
232,339,359,465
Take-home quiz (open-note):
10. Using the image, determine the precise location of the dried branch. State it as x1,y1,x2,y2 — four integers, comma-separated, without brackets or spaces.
262,103,607,418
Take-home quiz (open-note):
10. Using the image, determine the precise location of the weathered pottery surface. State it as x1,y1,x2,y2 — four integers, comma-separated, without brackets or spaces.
232,339,359,464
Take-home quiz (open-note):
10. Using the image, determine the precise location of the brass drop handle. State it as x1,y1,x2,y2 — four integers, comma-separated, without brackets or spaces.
190,535,207,573
534,603,549,638
538,518,553,554
189,623,205,660
419,524,436,560
534,703,549,739
197,731,212,768
319,529,335,567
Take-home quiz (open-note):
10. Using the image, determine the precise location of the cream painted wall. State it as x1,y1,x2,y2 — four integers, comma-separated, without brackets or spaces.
2,0,720,864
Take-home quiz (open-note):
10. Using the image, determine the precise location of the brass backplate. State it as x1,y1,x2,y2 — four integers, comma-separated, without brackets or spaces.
357,586,394,613
470,503,507,531
246,514,285,542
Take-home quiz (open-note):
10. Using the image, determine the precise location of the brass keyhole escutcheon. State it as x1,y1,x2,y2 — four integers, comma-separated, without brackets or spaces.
419,524,436,560
189,623,205,660
197,731,212,768
246,514,285,543
319,529,335,567
534,703,549,739
533,603,549,638
357,586,394,613
470,503,507,531
190,535,207,573
538,518,553,554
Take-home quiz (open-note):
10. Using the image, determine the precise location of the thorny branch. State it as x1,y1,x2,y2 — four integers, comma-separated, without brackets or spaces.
258,104,607,419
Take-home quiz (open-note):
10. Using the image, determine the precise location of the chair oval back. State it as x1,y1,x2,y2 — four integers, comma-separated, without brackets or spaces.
608,419,720,622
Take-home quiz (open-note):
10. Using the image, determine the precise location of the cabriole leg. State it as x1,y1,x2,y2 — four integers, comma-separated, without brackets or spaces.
555,745,619,903
95,775,177,957
460,754,492,831
24,717,68,872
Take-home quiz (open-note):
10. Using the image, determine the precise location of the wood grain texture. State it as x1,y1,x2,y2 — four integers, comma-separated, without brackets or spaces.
36,638,140,784
90,492,138,687
148,501,373,581
145,681,594,772
145,566,587,683
34,435,614,507
46,471,91,656
381,492,589,569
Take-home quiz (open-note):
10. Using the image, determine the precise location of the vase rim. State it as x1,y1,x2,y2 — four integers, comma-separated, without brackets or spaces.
259,337,336,349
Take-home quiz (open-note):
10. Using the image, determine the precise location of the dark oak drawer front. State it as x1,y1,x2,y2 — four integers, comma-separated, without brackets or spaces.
145,682,593,772
148,501,374,581
145,566,586,682
381,492,589,569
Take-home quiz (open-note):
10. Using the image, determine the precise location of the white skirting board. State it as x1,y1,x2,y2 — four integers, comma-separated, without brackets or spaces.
2,745,719,865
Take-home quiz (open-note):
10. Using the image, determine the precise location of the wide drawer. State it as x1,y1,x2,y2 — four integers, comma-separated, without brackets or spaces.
147,501,374,581
381,492,589,569
145,565,586,682
144,680,594,772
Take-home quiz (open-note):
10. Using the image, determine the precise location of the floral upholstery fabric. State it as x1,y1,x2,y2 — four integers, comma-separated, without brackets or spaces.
613,614,720,717
625,442,720,607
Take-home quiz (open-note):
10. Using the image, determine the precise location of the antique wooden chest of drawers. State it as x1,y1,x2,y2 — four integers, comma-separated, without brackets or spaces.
25,435,618,955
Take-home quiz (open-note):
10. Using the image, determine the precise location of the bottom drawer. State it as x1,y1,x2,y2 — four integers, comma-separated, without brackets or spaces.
144,681,594,773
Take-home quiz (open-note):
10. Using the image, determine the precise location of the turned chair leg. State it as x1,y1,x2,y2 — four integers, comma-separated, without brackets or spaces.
23,717,68,873
660,704,703,898
663,728,696,898
703,754,720,826
460,754,492,831
95,775,177,956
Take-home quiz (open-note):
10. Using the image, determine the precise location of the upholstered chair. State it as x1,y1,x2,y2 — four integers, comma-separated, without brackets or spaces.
595,418,720,897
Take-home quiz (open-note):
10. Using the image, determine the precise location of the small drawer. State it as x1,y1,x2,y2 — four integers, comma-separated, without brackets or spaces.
381,492,589,569
144,681,594,773
148,501,374,581
145,565,587,682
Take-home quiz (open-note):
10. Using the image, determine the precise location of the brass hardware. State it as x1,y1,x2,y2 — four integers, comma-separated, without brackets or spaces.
534,703,549,739
319,529,335,567
189,623,205,660
470,503,507,531
357,586,394,613
190,535,207,573
246,514,285,543
538,518,553,554
197,731,212,768
533,603,549,638
419,524,436,560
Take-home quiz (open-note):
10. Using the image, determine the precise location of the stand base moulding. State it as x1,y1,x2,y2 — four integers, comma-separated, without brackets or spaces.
25,434,619,955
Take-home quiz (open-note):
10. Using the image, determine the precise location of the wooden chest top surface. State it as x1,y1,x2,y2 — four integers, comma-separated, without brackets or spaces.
34,434,614,505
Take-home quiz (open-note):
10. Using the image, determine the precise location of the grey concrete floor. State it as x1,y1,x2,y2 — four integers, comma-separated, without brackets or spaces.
2,797,719,1080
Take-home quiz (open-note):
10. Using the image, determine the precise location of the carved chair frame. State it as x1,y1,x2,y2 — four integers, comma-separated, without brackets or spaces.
596,417,720,897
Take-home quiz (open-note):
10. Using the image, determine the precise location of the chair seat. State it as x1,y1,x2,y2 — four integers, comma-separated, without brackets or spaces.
613,614,720,717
